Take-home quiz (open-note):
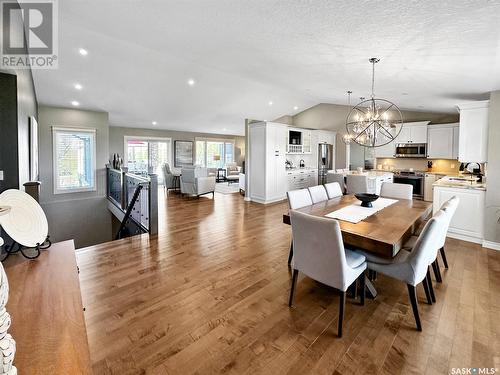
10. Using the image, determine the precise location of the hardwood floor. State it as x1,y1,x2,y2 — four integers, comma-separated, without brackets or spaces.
77,191,500,374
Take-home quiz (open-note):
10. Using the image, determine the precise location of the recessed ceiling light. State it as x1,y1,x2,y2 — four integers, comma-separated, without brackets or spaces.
293,106,299,110
78,48,88,56
71,101,80,106
223,128,227,131
152,121,157,125
187,78,195,86
268,101,273,106
74,83,83,90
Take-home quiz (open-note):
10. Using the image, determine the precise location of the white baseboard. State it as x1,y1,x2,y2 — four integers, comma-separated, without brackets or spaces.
446,232,483,244
482,240,500,251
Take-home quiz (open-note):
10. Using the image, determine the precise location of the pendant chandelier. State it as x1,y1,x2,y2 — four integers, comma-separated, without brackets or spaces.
342,91,353,144
345,58,403,147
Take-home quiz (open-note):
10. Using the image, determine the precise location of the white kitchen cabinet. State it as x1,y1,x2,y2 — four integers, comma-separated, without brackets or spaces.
427,123,459,159
286,169,318,191
249,122,287,204
315,130,336,145
433,185,485,243
396,121,429,144
374,133,396,158
458,101,489,162
452,126,459,160
302,130,312,154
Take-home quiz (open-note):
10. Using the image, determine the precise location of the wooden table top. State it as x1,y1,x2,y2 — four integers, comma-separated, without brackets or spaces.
283,195,432,258
3,240,92,375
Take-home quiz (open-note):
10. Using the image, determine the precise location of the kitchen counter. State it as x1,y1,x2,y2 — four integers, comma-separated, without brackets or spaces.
286,167,317,174
433,176,486,191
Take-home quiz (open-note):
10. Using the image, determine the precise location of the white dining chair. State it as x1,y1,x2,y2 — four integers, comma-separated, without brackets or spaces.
380,182,413,200
335,169,344,173
356,210,447,331
324,182,343,199
289,210,367,337
346,175,369,194
286,189,314,266
404,196,459,284
308,185,328,204
286,188,313,209
326,173,345,193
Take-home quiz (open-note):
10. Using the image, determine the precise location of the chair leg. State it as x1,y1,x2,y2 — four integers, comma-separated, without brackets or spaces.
427,267,436,303
406,284,422,331
422,276,432,305
432,260,442,283
338,290,346,337
288,269,298,307
287,241,293,266
359,273,365,306
440,247,449,269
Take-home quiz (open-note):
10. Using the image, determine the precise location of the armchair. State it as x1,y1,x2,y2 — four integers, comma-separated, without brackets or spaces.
180,167,216,198
225,162,241,184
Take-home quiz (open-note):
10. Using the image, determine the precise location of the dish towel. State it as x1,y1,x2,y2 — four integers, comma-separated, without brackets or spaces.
325,197,398,224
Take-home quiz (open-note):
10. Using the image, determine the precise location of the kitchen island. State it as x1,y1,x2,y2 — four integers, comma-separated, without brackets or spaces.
433,176,486,244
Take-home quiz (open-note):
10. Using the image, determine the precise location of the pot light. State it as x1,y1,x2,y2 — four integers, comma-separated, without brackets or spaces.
152,121,157,125
268,101,273,106
78,48,88,56
74,83,83,90
187,78,195,86
293,106,299,110
71,101,80,106
223,128,227,131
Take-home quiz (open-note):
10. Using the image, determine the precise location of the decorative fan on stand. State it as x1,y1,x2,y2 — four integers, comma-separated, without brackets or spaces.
0,190,51,260
346,58,404,148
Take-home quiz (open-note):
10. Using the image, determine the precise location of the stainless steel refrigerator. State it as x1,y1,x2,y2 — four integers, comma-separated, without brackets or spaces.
318,143,334,185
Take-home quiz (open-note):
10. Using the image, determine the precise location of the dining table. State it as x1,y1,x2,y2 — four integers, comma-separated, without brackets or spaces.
283,194,432,298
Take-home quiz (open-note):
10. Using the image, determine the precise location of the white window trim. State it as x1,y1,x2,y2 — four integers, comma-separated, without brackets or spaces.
52,126,97,195
195,137,235,167
123,136,172,166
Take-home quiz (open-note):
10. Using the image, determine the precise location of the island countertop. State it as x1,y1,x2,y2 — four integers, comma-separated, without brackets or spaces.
433,176,486,191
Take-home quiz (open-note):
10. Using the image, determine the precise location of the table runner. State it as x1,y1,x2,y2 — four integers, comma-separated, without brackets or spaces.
324,197,398,224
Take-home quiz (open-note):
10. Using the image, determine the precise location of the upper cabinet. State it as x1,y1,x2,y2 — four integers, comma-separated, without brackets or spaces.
315,130,336,145
427,123,459,159
396,121,429,144
457,101,489,163
286,128,313,154
375,121,429,159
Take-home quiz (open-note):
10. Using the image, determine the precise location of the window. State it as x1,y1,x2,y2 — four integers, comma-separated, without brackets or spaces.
53,127,96,194
124,137,171,183
195,138,235,168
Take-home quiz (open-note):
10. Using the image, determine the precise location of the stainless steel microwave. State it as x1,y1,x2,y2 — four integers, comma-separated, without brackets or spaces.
395,143,427,158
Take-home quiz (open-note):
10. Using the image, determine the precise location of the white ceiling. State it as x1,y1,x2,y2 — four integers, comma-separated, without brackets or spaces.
33,0,500,136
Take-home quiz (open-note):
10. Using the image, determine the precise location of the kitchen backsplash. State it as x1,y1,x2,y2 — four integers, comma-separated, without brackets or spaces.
375,158,460,173
286,154,315,168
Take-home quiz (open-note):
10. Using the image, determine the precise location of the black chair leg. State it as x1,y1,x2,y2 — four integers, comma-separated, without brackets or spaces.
427,267,436,303
287,242,293,266
288,269,298,307
407,284,422,331
440,247,449,269
432,260,442,283
359,273,365,306
338,290,346,337
422,276,432,305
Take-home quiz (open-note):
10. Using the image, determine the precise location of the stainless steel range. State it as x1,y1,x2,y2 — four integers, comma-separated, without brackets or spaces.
393,170,425,200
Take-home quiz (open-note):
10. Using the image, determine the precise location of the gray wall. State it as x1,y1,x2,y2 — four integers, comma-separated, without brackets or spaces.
485,91,500,243
293,103,459,131
109,126,245,167
38,105,111,248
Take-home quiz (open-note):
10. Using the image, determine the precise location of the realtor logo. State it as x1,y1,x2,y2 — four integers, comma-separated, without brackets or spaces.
1,0,58,69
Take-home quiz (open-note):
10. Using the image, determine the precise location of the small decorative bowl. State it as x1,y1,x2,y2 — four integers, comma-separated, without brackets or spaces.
354,193,379,208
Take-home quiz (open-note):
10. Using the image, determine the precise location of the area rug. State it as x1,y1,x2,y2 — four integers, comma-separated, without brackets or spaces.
215,183,240,194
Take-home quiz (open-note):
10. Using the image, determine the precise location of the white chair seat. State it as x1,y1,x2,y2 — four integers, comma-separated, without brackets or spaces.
345,249,366,268
356,248,411,265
